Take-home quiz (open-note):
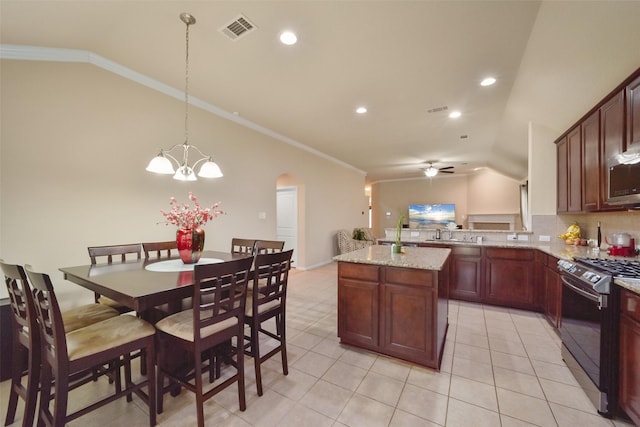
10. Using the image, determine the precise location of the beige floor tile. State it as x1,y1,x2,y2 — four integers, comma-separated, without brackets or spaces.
396,383,448,425
550,402,616,427
268,366,318,401
451,356,494,385
488,336,528,357
490,350,535,375
337,394,395,427
272,402,334,427
531,359,580,386
452,342,492,364
445,397,501,427
291,349,336,378
370,356,412,381
356,371,405,406
389,409,441,426
449,375,498,411
338,346,378,370
493,366,545,399
289,330,325,350
539,378,597,413
455,330,490,349
496,387,556,427
500,414,541,426
299,379,353,419
321,360,368,391
311,337,348,359
406,365,451,395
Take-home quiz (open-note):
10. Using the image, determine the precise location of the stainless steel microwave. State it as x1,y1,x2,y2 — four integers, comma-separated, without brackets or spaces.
607,148,640,205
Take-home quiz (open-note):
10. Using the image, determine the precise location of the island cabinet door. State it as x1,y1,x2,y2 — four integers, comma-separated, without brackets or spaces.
337,263,380,349
380,267,436,366
483,248,537,310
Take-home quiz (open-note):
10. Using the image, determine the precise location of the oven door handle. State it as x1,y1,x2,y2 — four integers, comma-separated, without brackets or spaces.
561,276,607,309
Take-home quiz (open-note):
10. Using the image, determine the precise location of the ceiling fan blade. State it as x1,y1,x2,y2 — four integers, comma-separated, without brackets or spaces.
440,170,455,174
438,166,455,170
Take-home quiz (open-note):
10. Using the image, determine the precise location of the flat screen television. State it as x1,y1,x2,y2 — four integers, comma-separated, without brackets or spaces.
408,204,456,228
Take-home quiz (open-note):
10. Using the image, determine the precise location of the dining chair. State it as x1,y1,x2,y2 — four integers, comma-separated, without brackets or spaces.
254,239,285,254
243,249,293,396
230,238,256,256
155,256,254,427
1,260,40,427
143,240,178,260
1,260,121,427
88,243,142,313
25,266,157,427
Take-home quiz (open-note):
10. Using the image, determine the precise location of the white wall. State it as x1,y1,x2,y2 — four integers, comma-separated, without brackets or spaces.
0,60,367,304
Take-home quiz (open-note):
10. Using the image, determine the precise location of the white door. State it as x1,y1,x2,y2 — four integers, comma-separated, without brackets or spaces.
277,187,298,265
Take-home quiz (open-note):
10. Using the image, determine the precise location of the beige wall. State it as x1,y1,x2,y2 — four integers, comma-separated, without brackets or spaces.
0,60,367,305
371,169,520,236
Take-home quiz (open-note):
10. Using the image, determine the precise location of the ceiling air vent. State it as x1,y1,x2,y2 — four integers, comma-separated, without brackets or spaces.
219,14,257,41
427,106,448,114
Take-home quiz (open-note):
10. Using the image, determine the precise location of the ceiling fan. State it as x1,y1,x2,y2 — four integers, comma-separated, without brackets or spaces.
422,162,455,177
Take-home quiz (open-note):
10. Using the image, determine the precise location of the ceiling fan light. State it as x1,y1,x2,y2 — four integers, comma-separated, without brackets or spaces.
198,160,223,178
425,167,438,177
146,153,175,174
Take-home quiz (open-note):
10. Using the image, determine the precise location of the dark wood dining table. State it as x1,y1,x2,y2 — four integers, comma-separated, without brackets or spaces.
60,250,251,315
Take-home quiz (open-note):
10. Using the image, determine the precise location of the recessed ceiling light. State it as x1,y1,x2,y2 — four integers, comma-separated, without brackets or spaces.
279,31,297,45
449,111,461,119
356,106,368,114
481,77,496,86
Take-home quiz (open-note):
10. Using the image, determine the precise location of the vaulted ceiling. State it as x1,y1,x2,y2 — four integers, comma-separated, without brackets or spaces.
2,1,639,183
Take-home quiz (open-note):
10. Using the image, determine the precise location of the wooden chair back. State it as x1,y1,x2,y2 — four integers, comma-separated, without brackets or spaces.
142,241,178,259
88,243,142,264
254,240,285,254
251,249,293,313
193,257,253,343
230,238,256,256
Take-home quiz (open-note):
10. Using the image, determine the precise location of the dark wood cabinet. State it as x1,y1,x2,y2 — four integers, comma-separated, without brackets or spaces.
543,255,561,329
337,263,380,348
619,288,640,426
449,246,482,302
483,248,539,311
567,126,583,212
600,90,626,210
582,110,600,211
337,260,448,369
628,74,640,150
557,137,569,213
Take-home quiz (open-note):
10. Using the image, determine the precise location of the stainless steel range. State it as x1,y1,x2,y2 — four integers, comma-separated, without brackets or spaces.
556,257,640,417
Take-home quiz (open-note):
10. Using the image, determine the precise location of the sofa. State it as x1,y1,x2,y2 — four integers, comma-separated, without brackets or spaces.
337,228,376,254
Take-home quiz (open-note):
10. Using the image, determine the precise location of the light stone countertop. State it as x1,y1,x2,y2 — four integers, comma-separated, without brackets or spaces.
615,278,640,294
333,245,451,271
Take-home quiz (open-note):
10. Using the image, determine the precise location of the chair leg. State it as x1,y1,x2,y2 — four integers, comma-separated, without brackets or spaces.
4,343,23,426
145,340,156,427
251,320,263,396
37,361,53,427
52,370,70,426
156,347,164,415
278,314,288,376
23,338,41,427
236,328,246,411
194,350,205,427
123,353,132,402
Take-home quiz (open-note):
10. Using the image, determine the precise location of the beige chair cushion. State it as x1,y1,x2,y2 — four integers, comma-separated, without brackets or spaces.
245,293,280,317
65,315,155,361
62,304,119,333
155,309,238,342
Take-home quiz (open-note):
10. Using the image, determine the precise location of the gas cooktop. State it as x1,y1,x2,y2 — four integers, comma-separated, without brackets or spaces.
573,257,640,279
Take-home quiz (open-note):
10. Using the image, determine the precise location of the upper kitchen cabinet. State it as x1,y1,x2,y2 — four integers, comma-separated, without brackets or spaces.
627,74,640,150
600,90,625,211
581,110,600,211
557,126,582,213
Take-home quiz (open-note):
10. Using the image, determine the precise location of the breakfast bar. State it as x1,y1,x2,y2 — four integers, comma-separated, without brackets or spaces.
333,245,451,370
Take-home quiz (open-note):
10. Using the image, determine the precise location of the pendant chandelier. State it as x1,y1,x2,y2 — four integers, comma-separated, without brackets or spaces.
146,13,223,181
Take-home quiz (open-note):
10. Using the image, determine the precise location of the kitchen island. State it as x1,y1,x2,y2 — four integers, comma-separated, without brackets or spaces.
333,245,451,369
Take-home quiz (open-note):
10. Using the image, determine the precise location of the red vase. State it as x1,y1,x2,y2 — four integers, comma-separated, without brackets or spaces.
176,228,205,264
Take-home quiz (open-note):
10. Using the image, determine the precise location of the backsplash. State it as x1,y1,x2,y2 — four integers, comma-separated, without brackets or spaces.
532,211,640,249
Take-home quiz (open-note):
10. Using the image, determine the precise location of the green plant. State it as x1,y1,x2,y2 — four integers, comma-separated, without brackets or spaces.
353,228,366,240
395,214,405,246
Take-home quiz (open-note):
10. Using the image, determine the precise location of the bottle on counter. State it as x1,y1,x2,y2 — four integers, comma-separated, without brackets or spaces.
597,221,602,248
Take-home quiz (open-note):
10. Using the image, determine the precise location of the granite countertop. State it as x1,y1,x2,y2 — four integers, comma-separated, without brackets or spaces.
615,278,640,294
333,245,451,271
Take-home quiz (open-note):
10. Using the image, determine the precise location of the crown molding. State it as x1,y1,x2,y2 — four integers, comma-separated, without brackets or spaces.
0,44,366,176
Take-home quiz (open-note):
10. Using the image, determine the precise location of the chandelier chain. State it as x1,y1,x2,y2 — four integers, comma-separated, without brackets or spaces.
184,18,190,145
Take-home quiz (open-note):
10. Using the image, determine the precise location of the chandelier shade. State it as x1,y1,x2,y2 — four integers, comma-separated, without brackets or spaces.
146,12,223,181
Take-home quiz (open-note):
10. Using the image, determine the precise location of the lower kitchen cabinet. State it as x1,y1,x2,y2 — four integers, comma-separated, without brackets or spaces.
544,255,562,328
450,246,483,302
483,248,540,311
337,260,448,369
619,288,640,425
